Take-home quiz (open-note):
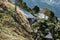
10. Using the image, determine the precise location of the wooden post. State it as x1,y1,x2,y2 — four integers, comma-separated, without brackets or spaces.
15,0,17,12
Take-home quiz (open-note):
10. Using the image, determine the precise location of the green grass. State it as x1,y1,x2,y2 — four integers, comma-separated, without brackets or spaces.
0,26,17,36
0,26,28,40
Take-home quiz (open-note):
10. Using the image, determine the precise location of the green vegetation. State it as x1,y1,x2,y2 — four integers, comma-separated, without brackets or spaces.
32,8,60,40
0,0,60,40
0,26,28,40
32,5,40,14
15,0,40,15
0,4,28,40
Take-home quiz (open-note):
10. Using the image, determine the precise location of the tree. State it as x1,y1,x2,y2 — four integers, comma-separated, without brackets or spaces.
32,5,40,14
22,2,28,10
32,18,60,40
42,8,58,23
31,8,60,39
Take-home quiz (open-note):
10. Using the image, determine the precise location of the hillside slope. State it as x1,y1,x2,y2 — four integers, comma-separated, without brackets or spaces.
0,0,33,40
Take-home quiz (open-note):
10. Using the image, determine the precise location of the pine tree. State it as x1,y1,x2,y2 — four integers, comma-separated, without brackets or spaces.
32,5,40,14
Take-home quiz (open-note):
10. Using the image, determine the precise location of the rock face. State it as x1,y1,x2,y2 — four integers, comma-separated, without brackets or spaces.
0,0,33,40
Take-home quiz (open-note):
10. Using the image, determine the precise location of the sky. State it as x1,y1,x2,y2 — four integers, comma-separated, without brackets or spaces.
41,0,56,5
40,0,60,7
23,0,60,18
10,0,60,18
